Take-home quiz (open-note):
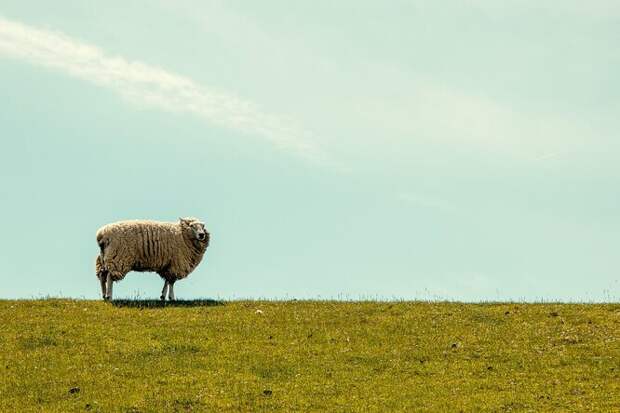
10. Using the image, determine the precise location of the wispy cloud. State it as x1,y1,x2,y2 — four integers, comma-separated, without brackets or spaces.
352,76,599,163
0,16,320,159
397,192,459,214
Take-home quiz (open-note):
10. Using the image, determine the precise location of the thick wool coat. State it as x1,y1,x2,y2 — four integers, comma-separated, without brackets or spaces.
95,220,209,282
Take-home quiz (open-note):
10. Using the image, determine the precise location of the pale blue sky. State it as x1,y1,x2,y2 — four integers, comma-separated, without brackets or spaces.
1,1,618,301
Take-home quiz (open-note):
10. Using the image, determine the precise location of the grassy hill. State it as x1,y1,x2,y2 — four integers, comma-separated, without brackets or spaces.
0,299,618,412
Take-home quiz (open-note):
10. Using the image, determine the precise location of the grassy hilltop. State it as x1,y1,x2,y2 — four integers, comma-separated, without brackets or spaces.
0,300,619,412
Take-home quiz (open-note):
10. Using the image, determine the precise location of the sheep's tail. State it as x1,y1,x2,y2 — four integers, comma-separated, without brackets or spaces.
95,231,107,279
95,255,104,278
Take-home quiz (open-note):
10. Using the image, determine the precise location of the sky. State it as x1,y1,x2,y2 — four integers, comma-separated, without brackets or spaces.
0,1,618,301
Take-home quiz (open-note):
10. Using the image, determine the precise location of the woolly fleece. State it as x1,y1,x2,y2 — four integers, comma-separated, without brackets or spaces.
95,218,209,283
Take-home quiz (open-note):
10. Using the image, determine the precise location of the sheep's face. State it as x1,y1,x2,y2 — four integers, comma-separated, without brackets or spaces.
180,217,209,242
191,222,208,242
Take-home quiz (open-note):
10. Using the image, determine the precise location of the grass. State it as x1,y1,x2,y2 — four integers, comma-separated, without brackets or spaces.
0,299,619,412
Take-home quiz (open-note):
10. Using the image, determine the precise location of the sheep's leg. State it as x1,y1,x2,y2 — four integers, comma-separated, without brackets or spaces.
99,276,107,299
168,281,175,301
105,273,114,301
160,281,169,301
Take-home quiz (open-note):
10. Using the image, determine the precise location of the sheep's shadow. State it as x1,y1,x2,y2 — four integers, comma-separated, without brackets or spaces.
110,299,224,308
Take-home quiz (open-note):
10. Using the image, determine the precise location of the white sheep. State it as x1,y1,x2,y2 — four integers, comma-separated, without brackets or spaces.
95,217,210,301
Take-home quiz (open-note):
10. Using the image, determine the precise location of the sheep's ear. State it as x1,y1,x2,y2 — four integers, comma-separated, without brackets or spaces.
179,217,188,225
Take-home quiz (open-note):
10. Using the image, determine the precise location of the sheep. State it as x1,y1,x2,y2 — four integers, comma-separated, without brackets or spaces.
95,217,210,301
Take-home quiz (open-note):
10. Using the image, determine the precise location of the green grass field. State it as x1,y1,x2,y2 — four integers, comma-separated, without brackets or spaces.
1,300,619,412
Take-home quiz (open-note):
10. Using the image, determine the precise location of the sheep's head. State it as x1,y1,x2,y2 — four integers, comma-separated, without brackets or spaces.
179,217,209,244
